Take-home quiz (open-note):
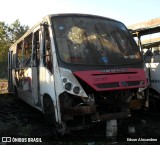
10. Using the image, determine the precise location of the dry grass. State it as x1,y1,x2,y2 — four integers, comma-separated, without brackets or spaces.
0,80,8,93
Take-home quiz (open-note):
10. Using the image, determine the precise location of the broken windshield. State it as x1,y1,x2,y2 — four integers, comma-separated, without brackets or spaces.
52,16,142,66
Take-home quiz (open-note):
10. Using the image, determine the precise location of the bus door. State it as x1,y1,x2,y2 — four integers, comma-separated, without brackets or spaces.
39,24,56,112
32,25,55,109
32,30,41,106
32,23,57,118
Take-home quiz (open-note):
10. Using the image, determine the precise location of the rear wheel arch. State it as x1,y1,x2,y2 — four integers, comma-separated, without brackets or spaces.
43,94,57,125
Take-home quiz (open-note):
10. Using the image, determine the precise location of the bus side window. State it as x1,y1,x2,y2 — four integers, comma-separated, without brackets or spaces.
44,28,53,73
33,31,40,66
17,42,23,68
12,46,17,69
24,34,32,67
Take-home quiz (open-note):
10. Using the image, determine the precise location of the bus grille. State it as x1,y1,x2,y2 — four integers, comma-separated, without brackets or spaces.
95,81,141,89
127,81,141,86
96,82,119,89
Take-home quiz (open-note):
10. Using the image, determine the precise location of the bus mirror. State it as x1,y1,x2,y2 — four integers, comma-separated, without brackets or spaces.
40,22,49,28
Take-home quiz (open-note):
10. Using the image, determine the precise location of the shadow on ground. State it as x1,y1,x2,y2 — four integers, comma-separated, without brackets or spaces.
0,93,160,145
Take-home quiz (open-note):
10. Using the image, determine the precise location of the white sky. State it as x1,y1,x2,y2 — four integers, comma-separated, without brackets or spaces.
0,0,160,27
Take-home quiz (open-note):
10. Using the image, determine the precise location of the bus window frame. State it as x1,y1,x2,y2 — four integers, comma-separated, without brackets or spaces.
41,23,53,74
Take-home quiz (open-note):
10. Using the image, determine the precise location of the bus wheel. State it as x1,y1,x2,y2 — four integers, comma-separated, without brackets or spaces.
43,95,64,136
43,95,56,124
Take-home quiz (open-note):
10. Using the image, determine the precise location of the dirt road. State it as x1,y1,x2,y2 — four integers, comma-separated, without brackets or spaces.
0,81,8,94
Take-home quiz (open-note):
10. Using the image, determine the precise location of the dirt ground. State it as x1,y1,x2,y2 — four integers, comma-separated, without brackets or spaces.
0,82,160,145
0,80,8,94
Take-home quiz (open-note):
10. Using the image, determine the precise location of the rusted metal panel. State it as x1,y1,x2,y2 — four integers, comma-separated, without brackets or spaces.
128,18,160,30
142,41,160,48
141,37,160,48
130,26,160,37
142,37,160,44
130,99,144,110
128,18,160,37
61,105,130,122
61,105,96,115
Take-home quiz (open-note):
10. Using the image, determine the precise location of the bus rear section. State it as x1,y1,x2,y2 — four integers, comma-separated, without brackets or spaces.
52,15,148,133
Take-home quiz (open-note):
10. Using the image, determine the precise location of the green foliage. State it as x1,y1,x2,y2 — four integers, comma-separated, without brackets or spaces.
0,20,29,61
8,20,29,43
0,22,9,61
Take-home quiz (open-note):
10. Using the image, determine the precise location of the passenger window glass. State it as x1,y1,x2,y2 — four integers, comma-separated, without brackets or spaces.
24,34,32,67
33,31,40,66
44,28,53,73
17,42,23,68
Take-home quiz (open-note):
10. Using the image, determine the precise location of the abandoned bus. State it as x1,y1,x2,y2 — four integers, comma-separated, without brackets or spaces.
8,14,148,135
129,22,160,102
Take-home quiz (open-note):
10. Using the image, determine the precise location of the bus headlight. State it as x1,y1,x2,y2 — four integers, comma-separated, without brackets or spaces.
63,78,67,83
73,86,80,94
60,67,88,97
65,82,72,91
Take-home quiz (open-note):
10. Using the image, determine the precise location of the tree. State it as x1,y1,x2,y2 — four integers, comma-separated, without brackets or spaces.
8,19,29,43
0,22,10,61
0,20,29,61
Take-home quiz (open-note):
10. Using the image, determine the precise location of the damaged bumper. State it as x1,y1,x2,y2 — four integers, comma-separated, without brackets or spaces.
94,111,130,122
61,105,130,121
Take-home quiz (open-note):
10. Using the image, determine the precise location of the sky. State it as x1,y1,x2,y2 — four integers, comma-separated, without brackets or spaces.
0,0,160,27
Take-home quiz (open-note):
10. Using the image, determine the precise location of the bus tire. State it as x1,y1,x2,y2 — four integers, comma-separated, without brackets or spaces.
43,95,56,125
43,95,66,136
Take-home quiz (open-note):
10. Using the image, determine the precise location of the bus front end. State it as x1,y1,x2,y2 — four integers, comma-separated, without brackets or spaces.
52,14,148,133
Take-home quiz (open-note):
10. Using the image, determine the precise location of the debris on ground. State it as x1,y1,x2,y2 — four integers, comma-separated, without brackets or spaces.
0,93,160,145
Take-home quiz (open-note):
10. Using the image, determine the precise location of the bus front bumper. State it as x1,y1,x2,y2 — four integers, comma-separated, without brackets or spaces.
61,105,130,121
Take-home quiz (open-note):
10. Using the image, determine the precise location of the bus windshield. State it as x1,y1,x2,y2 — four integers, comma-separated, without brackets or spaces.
52,16,142,66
